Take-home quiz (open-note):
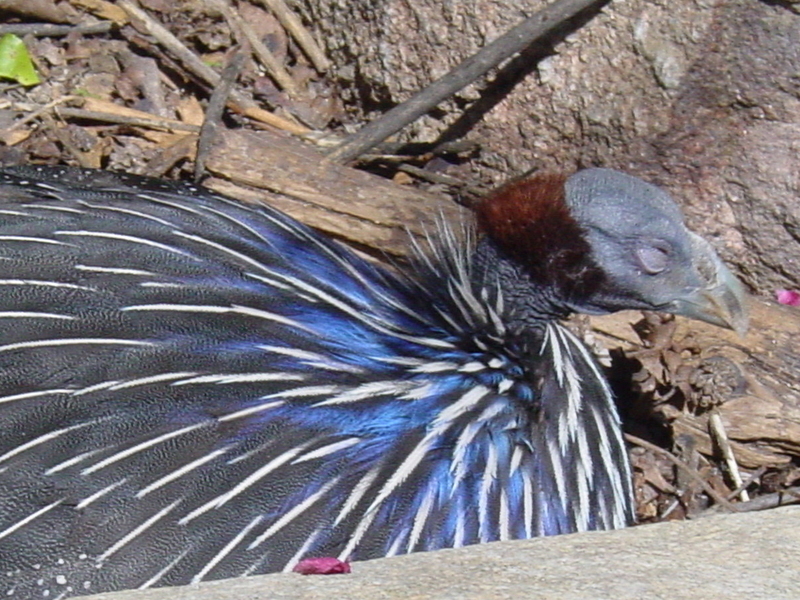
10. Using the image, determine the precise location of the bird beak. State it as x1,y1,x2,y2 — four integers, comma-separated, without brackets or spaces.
665,233,749,336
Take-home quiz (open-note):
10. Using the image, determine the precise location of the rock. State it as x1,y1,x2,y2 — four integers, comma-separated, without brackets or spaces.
85,506,799,600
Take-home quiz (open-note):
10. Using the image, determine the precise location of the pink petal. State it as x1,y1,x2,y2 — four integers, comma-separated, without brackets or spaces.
292,557,352,575
776,289,800,306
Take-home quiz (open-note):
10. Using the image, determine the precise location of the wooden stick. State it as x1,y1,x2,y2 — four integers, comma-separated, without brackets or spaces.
208,0,299,95
195,47,247,181
257,0,329,72
709,409,750,502
701,486,800,515
326,0,606,164
55,107,200,133
0,22,113,37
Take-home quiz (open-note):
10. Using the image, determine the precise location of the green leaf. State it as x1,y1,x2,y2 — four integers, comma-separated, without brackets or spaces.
0,34,41,86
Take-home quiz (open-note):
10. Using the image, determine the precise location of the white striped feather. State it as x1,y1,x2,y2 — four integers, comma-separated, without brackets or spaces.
0,168,633,597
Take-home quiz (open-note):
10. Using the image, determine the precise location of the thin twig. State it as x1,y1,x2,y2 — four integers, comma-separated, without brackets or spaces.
625,433,740,513
209,0,299,95
6,96,77,132
395,163,485,197
709,409,749,501
726,466,766,502
671,433,706,516
701,486,800,516
659,498,682,520
326,0,605,164
0,22,113,37
195,47,247,181
257,0,329,72
55,107,201,133
371,139,481,157
117,0,309,135
118,0,217,86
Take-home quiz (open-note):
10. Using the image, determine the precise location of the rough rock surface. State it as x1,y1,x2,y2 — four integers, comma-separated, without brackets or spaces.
296,0,698,175
85,506,799,600
292,0,800,294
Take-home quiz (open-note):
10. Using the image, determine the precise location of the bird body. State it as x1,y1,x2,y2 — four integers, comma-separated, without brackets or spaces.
0,165,745,598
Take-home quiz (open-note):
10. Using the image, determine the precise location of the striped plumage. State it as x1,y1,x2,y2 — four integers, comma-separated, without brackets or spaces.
0,165,745,598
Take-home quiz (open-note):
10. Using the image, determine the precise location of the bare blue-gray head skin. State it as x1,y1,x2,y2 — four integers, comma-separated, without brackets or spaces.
563,168,748,334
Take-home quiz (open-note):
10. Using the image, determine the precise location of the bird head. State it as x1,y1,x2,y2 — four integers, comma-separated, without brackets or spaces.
476,168,748,334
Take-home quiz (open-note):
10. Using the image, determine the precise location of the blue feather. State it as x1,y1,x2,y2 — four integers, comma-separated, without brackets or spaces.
0,166,633,598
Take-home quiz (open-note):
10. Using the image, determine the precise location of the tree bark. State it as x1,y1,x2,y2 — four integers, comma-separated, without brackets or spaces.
205,128,467,257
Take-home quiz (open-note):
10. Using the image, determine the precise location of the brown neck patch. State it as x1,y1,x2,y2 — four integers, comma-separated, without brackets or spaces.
475,174,603,298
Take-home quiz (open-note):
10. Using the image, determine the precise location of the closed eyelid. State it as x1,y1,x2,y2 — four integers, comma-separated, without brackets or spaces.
635,244,670,274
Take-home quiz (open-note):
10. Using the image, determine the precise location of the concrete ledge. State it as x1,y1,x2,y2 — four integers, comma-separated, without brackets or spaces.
88,506,800,600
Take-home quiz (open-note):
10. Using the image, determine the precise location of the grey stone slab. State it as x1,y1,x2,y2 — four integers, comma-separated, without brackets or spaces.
86,506,800,600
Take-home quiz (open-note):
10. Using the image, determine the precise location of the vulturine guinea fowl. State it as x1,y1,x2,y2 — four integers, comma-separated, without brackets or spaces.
0,165,746,598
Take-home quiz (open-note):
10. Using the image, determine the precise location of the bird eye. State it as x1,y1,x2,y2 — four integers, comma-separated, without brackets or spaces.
635,243,671,275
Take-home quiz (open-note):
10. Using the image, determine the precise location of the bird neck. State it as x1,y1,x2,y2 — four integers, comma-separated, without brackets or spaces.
473,175,607,322
471,238,573,330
